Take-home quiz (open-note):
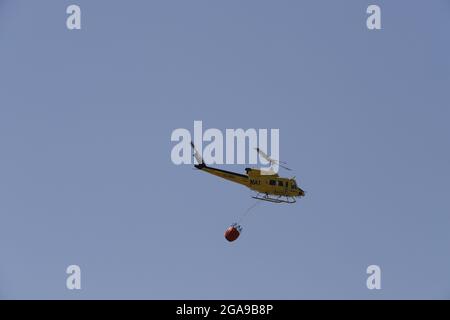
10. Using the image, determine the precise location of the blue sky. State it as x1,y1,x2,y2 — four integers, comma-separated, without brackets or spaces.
0,0,449,299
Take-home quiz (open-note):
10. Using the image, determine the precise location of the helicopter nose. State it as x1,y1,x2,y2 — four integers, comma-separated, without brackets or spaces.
298,188,305,197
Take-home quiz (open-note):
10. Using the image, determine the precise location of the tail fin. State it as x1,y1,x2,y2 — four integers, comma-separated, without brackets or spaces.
191,142,206,169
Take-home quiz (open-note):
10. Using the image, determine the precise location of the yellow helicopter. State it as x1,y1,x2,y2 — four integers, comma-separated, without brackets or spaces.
191,142,305,204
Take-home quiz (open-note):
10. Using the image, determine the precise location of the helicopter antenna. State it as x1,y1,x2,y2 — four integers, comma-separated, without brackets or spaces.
255,148,292,171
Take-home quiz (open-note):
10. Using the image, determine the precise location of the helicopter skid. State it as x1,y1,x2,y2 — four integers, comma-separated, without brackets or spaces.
252,194,297,204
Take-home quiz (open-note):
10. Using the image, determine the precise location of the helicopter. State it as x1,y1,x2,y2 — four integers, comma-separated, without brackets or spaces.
191,142,305,204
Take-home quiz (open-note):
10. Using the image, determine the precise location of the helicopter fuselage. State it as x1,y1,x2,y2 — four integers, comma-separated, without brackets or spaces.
195,164,305,198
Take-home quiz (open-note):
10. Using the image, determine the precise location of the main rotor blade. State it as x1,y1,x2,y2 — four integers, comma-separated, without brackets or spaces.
279,164,292,171
255,148,292,170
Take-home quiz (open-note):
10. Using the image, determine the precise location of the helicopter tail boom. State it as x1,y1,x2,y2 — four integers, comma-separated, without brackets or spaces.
191,142,249,186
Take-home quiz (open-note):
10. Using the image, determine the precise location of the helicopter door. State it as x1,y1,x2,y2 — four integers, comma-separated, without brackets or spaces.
277,180,285,195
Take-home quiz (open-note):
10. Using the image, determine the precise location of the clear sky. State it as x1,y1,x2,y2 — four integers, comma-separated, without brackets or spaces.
0,0,449,299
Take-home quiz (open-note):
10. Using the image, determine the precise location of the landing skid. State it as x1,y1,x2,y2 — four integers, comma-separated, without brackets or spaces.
252,193,296,204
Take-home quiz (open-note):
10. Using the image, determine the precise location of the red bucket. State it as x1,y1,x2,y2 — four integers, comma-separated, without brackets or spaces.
224,224,242,242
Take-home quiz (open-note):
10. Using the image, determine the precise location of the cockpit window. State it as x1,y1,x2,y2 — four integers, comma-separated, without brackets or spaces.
291,181,297,189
